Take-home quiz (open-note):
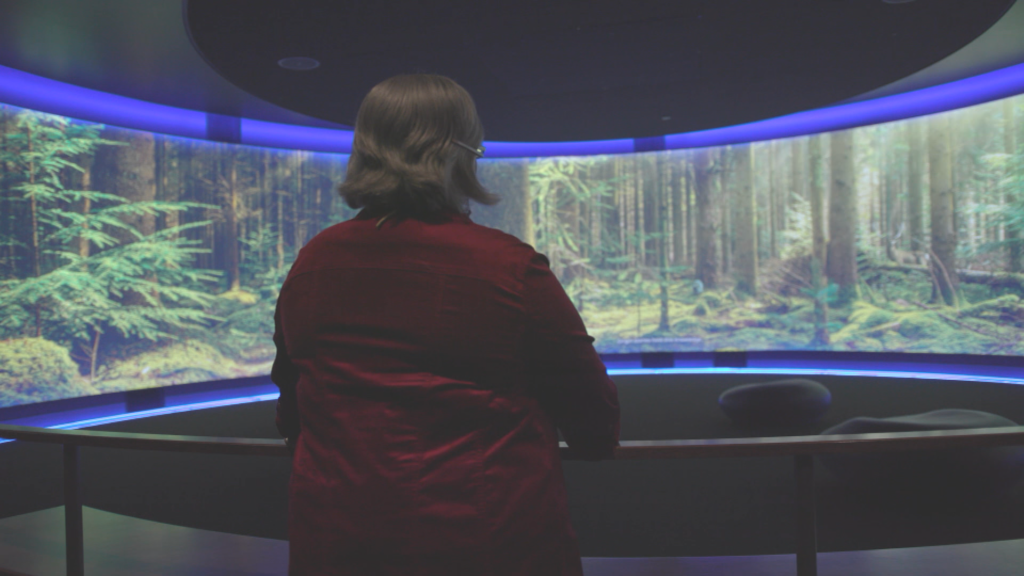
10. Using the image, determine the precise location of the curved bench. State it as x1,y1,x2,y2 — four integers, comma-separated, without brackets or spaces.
819,409,1024,495
718,379,832,427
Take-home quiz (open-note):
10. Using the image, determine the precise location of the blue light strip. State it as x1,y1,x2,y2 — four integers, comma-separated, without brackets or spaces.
482,138,635,158
0,393,279,445
663,62,1024,150
606,367,1024,386
2,61,1024,157
240,118,353,153
0,64,207,139
3,367,1024,446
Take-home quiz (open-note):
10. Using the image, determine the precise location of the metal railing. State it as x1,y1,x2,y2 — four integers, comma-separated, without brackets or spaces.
3,422,1024,576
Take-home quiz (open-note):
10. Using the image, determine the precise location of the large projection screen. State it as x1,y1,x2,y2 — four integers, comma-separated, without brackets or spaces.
1,90,1023,408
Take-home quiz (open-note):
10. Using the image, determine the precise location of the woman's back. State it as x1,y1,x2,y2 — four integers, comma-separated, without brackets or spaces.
274,211,619,575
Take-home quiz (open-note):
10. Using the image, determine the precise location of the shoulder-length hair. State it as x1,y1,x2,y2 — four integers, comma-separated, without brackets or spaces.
338,74,499,219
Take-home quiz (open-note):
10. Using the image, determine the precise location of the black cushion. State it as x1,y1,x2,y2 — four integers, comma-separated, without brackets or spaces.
718,379,831,427
819,409,1024,495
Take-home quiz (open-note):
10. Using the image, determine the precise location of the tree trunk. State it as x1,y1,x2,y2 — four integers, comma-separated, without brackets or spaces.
635,158,645,267
590,161,604,264
226,150,241,291
294,152,305,251
883,130,897,261
657,155,671,332
719,157,731,274
276,190,285,271
273,156,288,271
94,128,157,241
671,163,684,267
78,165,92,258
733,144,757,296
809,135,830,345
768,142,777,259
642,157,655,267
156,139,179,236
694,148,718,289
685,163,694,264
0,106,10,278
26,123,41,280
907,120,926,255
520,160,534,246
827,129,858,305
928,114,959,306
1005,99,1021,273
475,160,532,241
25,123,43,337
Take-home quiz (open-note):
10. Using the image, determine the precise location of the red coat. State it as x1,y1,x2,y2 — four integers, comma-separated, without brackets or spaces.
272,210,620,576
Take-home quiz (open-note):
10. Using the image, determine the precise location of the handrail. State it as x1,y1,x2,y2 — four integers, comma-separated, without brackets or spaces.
3,423,1024,459
3,422,1024,576
0,424,290,456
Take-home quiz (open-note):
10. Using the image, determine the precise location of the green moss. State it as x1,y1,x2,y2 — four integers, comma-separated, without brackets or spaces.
700,293,723,309
960,294,1021,319
879,332,912,351
709,328,803,351
833,333,886,352
896,312,953,339
860,308,896,329
218,300,275,335
0,338,95,407
95,340,271,393
218,288,259,305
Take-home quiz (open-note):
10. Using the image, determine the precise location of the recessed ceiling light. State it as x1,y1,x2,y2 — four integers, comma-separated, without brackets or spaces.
277,57,320,71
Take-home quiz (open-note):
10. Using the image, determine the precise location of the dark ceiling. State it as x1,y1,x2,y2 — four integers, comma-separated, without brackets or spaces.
185,0,1014,141
0,1,1018,142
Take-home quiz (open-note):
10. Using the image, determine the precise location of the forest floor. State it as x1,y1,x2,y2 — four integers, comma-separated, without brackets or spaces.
91,340,274,394
585,262,1024,356
5,261,1024,410
90,291,278,394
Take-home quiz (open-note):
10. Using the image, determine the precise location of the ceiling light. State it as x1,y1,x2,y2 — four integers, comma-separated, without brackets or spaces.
277,57,320,71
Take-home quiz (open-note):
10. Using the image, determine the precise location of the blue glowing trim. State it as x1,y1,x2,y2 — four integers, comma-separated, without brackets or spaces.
3,61,1024,157
0,64,207,138
0,393,279,445
3,365,1024,444
240,118,353,153
49,393,280,430
663,62,1024,150
482,139,635,158
606,367,1024,386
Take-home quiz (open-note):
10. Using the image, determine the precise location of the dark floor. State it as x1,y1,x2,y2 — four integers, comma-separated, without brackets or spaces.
1,373,1023,558
3,507,1024,576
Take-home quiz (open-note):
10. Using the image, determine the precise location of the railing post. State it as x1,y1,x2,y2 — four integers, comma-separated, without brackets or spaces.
63,444,84,576
794,454,817,576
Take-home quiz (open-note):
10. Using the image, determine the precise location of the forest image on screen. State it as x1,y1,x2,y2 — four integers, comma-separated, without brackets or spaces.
1,94,1024,408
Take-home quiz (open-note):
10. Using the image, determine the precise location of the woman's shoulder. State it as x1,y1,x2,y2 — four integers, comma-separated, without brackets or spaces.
460,218,542,260
291,213,542,273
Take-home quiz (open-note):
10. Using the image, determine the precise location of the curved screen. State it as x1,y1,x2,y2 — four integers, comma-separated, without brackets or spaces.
1,90,1023,408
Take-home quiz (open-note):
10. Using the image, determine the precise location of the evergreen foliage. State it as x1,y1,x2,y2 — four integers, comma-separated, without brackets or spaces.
3,96,1024,408
0,111,220,383
0,337,94,405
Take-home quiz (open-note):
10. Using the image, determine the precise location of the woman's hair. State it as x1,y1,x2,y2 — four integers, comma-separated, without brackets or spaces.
338,74,500,218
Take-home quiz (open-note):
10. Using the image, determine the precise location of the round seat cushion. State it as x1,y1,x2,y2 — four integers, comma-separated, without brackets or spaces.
819,409,1024,495
718,379,831,427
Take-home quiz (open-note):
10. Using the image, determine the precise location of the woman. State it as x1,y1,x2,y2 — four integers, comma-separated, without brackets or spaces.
272,74,620,576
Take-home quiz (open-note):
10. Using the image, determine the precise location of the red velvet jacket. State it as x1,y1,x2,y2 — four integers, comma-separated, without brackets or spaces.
271,210,620,576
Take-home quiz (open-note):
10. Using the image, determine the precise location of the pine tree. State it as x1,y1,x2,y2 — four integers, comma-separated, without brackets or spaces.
0,111,219,381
